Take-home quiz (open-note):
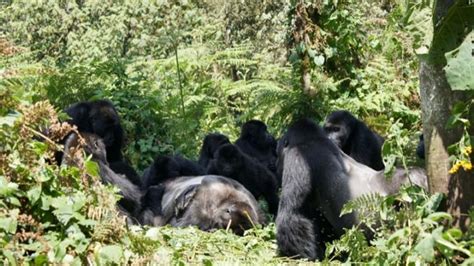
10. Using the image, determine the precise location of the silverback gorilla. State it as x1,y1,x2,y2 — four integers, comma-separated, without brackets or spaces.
207,143,280,216
235,120,278,173
198,133,231,168
140,175,266,235
324,110,384,170
276,118,427,260
65,100,124,163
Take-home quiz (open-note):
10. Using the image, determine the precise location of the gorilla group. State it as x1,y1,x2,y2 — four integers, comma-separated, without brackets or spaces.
57,99,428,260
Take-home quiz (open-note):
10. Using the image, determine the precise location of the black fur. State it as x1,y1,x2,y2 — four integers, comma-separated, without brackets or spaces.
141,155,205,189
324,110,384,170
207,143,279,216
65,100,124,163
235,120,278,173
198,133,231,168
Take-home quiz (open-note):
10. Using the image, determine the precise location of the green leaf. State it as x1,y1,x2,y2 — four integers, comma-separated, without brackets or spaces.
426,212,452,222
85,160,100,177
0,217,18,234
26,185,42,205
444,32,474,91
414,234,435,262
98,245,124,264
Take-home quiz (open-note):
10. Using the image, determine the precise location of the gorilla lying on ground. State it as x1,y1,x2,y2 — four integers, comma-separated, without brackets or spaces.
140,175,266,235
324,110,384,170
235,120,278,173
141,155,205,189
65,100,124,163
62,132,142,221
276,118,427,261
198,133,231,168
207,143,280,216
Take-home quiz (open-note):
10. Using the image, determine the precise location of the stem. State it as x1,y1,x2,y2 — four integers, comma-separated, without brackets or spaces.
175,44,186,117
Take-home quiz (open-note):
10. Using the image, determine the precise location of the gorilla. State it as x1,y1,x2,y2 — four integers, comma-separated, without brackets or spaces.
65,100,124,163
141,155,205,189
416,134,425,159
62,132,142,221
109,161,141,187
235,120,278,173
207,143,279,216
324,110,384,170
198,133,231,168
276,118,427,261
140,175,266,235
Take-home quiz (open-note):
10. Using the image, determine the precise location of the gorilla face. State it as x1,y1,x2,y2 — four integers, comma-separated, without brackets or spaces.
323,110,355,148
214,144,244,176
89,103,121,147
323,122,349,148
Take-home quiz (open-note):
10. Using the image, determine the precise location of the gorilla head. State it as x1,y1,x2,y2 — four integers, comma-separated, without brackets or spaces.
211,144,244,176
198,133,231,168
65,100,124,162
323,110,355,147
144,176,266,235
323,110,384,170
240,120,275,148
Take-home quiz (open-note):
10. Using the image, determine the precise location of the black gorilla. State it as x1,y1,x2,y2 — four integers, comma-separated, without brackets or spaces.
140,175,266,235
416,134,425,159
62,133,142,221
198,133,231,168
109,161,141,187
207,143,279,216
324,110,384,170
65,100,124,163
235,120,278,173
276,118,427,260
141,155,205,189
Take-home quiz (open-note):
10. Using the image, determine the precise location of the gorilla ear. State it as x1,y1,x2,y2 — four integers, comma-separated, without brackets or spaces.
174,185,199,217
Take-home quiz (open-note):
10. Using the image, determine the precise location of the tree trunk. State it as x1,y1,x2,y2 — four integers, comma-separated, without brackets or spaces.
420,0,474,230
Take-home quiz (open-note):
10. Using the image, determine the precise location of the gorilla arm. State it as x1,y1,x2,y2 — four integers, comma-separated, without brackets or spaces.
276,147,320,260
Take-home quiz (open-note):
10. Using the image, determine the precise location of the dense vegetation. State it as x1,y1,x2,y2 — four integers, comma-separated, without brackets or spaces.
1,0,472,264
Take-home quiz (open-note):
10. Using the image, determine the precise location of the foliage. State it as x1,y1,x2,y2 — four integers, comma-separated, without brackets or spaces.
331,186,473,264
1,0,472,264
